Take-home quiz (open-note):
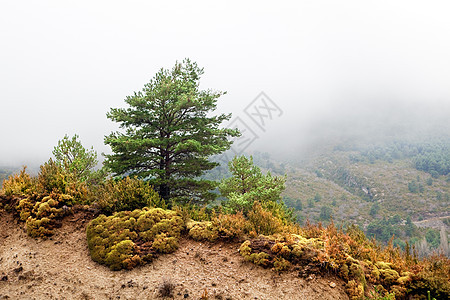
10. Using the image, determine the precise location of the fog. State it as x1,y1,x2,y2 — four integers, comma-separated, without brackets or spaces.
1,1,449,168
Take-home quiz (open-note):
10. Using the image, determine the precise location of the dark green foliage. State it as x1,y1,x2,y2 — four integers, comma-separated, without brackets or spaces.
425,229,440,248
408,180,418,193
314,193,322,202
319,206,332,221
104,59,239,205
369,202,380,216
414,142,449,176
283,196,302,211
405,216,416,237
366,217,401,244
86,207,184,270
349,140,449,176
443,217,450,227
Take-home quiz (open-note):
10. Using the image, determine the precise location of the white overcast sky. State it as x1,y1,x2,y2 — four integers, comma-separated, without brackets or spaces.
1,1,449,166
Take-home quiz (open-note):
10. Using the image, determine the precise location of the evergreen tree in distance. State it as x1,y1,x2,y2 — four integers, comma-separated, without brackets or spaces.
104,59,240,205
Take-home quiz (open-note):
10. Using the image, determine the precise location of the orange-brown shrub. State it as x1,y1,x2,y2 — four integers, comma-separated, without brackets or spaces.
247,202,283,236
1,167,33,197
212,212,250,240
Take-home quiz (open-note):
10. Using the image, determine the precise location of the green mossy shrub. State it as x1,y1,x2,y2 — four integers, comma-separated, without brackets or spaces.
273,257,291,271
86,207,184,270
187,212,254,242
239,233,323,272
15,192,71,238
345,279,364,300
187,220,219,242
186,209,286,243
96,177,164,214
375,262,400,286
239,230,449,300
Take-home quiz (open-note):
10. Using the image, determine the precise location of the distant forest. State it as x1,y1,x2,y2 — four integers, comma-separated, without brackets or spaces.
342,139,450,177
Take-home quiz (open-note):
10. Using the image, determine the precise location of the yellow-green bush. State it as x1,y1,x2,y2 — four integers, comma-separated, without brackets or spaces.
239,233,323,272
86,207,184,270
187,212,253,242
1,167,34,197
247,202,283,235
187,220,218,242
14,192,71,238
345,280,364,300
95,177,164,214
36,159,69,195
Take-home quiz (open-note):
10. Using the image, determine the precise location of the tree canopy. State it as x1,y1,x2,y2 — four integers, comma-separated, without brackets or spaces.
219,155,293,222
53,134,101,183
104,59,239,205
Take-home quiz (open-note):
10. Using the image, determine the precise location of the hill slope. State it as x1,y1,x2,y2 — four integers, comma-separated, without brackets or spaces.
0,210,348,300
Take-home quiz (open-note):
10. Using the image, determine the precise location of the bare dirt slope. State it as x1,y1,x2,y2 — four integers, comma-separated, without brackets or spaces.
0,210,348,300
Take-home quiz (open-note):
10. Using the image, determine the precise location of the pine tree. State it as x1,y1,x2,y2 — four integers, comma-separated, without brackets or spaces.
104,59,239,205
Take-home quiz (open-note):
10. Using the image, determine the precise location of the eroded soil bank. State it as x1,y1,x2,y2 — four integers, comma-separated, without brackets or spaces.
0,210,348,299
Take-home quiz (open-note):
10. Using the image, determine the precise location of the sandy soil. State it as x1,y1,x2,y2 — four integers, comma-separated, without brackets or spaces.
0,210,349,300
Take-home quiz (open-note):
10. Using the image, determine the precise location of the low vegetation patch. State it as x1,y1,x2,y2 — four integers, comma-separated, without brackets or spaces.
86,207,184,270
0,162,89,238
238,222,449,300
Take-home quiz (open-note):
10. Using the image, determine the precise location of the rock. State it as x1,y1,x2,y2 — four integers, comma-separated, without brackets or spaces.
307,274,315,281
13,267,23,273
1,275,8,281
329,282,336,288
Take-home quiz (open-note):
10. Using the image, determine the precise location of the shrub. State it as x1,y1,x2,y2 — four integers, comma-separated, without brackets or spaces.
187,205,287,242
36,159,69,195
237,221,449,300
86,207,184,270
247,202,283,235
1,167,33,197
239,233,323,272
96,177,164,214
212,212,250,240
18,192,71,238
173,204,212,224
187,220,218,242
